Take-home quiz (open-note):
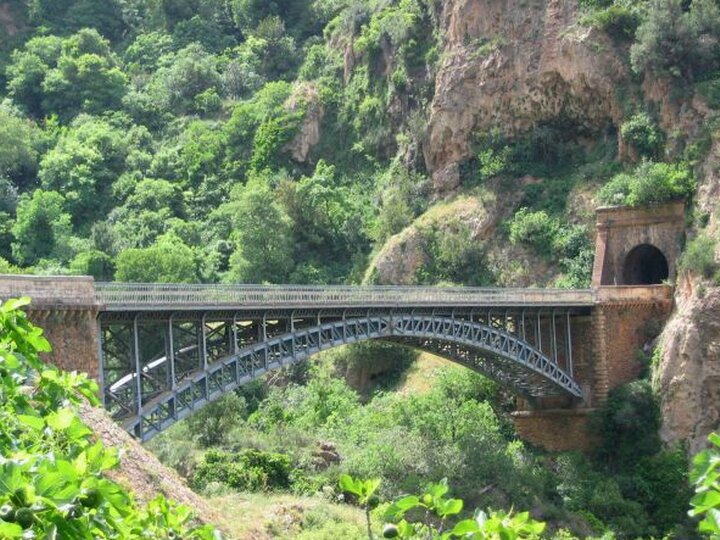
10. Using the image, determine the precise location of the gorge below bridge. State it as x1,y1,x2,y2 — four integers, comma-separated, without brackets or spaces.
0,203,685,451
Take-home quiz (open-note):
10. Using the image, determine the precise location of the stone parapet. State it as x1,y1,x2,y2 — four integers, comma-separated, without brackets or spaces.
0,275,102,381
0,274,101,310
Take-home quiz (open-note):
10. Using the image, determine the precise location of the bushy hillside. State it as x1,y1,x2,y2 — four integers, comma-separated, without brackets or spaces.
0,0,711,287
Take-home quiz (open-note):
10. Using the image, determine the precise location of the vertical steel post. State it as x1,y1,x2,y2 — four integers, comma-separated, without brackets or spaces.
551,309,558,364
520,309,526,341
232,313,239,354
566,311,574,377
201,313,208,399
342,310,347,343
262,313,268,369
132,315,142,416
536,311,542,353
168,315,176,391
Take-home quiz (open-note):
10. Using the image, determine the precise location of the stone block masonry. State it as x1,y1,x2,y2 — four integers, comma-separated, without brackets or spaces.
0,275,102,380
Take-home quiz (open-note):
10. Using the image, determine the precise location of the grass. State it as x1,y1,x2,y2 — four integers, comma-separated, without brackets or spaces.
208,492,368,539
393,352,463,396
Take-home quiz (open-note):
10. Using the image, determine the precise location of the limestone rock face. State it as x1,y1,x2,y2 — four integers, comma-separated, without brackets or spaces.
366,190,558,287
285,83,324,164
424,0,627,194
655,279,720,455
654,137,720,453
367,195,497,285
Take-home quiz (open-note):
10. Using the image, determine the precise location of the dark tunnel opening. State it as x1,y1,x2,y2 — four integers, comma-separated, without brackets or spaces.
622,244,669,285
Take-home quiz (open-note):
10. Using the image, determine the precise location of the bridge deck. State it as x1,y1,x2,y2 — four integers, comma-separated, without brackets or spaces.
94,283,596,311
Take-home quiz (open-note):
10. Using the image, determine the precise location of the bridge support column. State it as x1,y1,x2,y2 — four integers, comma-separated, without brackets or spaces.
2,276,103,380
512,286,674,452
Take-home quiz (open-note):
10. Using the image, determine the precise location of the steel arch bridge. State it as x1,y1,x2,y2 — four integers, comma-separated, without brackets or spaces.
95,284,592,441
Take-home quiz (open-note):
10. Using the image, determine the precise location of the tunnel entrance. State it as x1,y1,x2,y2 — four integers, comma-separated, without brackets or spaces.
622,244,669,285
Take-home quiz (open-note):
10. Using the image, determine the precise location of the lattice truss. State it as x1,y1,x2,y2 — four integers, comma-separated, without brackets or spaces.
99,309,582,441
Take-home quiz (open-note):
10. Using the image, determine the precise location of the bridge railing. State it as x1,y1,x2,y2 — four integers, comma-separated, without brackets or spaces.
95,282,595,309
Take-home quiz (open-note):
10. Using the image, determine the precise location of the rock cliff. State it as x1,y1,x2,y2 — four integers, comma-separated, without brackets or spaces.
655,136,720,454
424,0,627,194
655,279,720,455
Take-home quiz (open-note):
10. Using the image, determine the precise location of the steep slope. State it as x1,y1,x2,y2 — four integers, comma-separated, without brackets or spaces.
655,136,720,454
78,403,224,526
424,0,627,194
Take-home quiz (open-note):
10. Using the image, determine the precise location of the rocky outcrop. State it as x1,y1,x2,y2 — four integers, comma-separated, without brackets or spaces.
655,278,720,455
654,137,720,454
365,190,558,287
366,194,497,285
284,83,324,164
424,0,627,194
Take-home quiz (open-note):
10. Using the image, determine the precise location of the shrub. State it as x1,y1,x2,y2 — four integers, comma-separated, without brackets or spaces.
508,208,559,254
582,2,644,41
69,249,115,280
679,234,718,279
620,113,664,159
193,448,293,492
590,380,661,470
631,0,720,80
598,160,695,207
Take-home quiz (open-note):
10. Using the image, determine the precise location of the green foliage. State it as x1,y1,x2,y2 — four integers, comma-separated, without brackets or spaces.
193,448,293,492
508,209,593,287
7,29,127,121
0,108,39,187
28,0,127,41
69,250,115,280
679,234,719,279
223,174,295,283
620,113,664,159
371,160,429,242
598,160,695,207
11,189,72,266
338,476,548,540
0,298,219,538
580,0,644,41
115,234,199,283
590,380,661,470
39,116,130,228
508,209,558,254
631,0,720,80
339,474,381,539
689,433,720,537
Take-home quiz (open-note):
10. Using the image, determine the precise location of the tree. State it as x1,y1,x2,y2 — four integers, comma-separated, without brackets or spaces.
7,30,126,121
224,175,294,283
6,35,63,117
28,0,127,41
631,0,720,80
0,108,40,187
39,117,130,229
115,234,199,283
42,30,128,120
146,44,221,115
11,190,73,266
69,250,115,280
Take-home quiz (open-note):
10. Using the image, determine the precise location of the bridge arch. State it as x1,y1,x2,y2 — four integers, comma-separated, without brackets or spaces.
114,314,582,441
622,243,669,285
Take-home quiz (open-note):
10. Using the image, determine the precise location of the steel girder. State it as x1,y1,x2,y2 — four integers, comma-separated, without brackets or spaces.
112,314,582,441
